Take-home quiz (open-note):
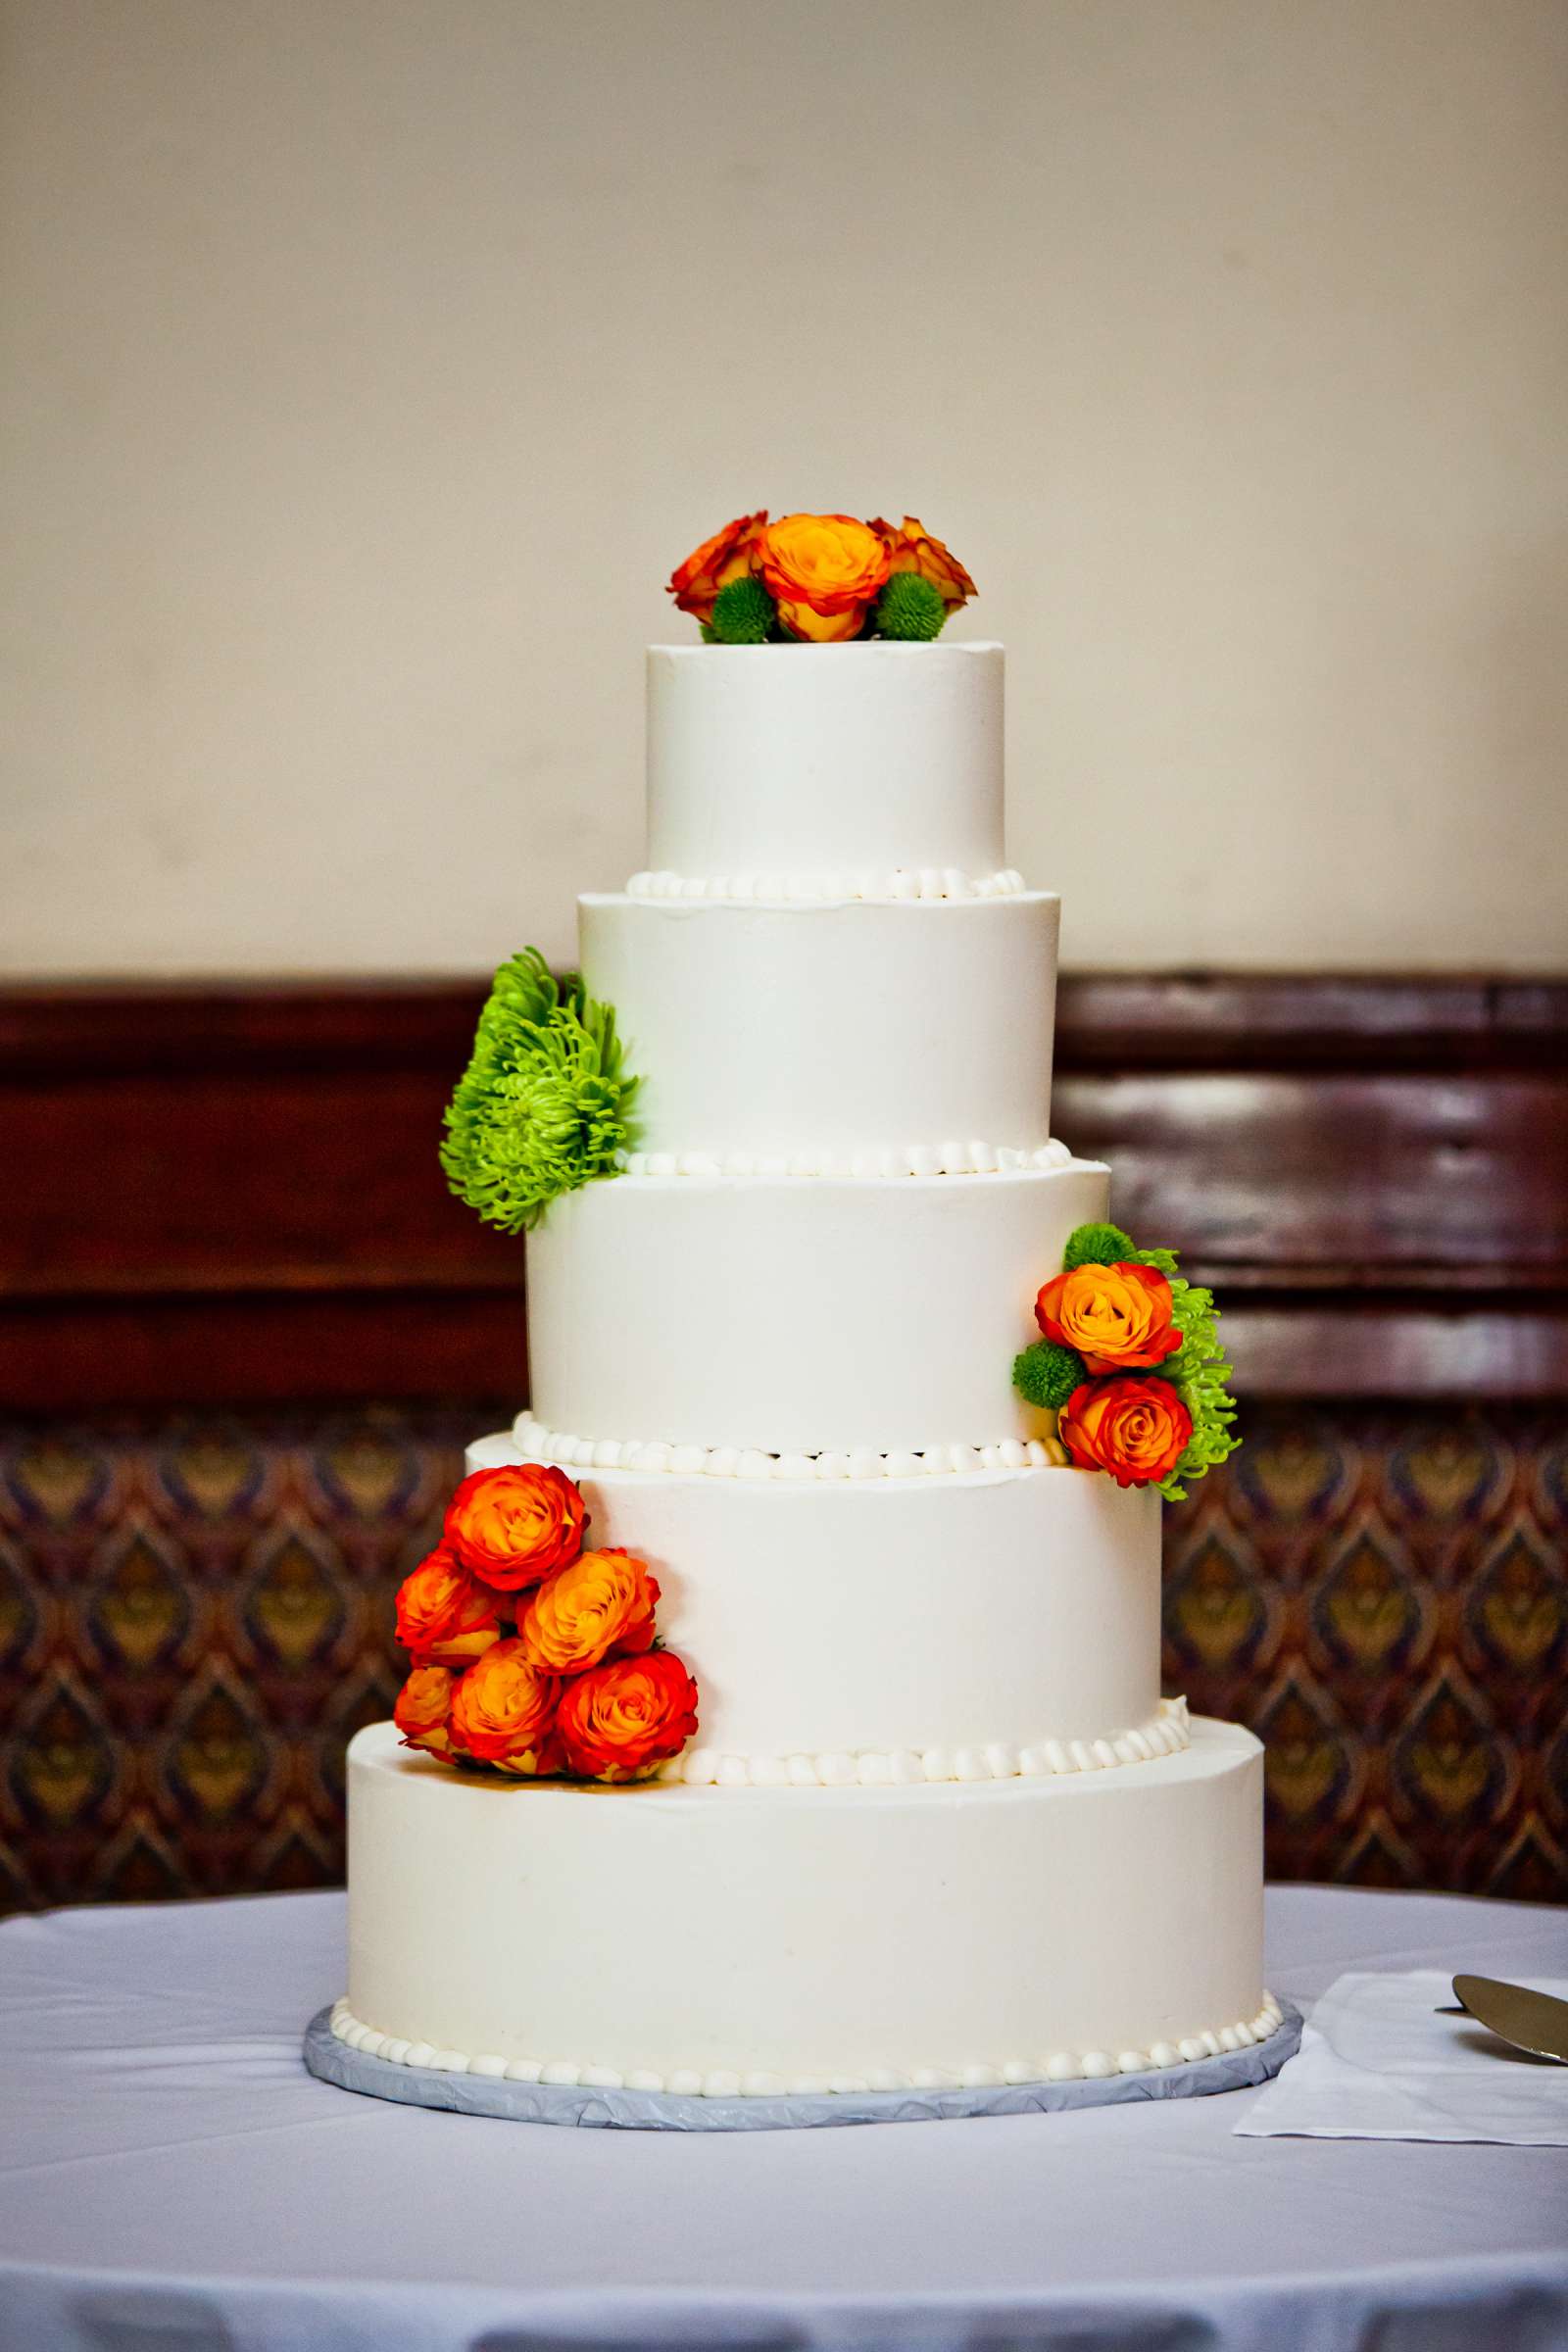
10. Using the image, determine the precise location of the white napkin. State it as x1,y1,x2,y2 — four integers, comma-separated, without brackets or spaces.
1237,1970,1568,2144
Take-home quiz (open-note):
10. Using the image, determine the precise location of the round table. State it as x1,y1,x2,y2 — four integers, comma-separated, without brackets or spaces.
1,1885,1564,2351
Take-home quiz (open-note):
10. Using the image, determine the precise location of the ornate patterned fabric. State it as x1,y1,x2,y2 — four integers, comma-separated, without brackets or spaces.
1166,1407,1568,1902
2,1404,1564,1912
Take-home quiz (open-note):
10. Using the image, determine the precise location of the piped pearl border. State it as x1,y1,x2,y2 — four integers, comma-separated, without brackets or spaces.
327,1987,1284,2099
659,1695,1190,1789
513,1416,1068,1481
616,1139,1074,1181
627,866,1026,905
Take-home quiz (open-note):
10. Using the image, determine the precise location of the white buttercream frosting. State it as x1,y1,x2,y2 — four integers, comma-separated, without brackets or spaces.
645,642,1005,883
327,1984,1285,2097
468,1430,1164,1772
626,866,1026,904
658,1696,1191,1788
614,1139,1073,1181
346,1719,1266,2096
525,1156,1109,1459
512,1415,1067,1478
579,889,1060,1171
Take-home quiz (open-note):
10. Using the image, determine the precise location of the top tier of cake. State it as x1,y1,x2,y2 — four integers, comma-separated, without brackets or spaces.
636,641,1011,897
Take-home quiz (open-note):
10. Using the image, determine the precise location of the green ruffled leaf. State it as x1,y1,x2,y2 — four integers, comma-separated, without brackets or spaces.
1129,1252,1241,1499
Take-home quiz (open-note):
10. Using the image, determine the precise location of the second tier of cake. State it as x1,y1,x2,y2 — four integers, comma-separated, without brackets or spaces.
468,1431,1174,1784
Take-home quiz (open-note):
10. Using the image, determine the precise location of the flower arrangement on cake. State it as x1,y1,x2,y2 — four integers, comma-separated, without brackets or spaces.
440,947,640,1232
391,1464,699,1783
668,511,976,643
1012,1223,1240,1498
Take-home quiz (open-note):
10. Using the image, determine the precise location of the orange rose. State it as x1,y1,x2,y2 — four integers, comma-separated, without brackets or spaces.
393,1663,455,1756
758,513,891,642
667,511,767,623
1035,1261,1183,1374
517,1545,660,1676
448,1639,562,1775
555,1648,699,1783
1059,1377,1193,1490
444,1463,586,1593
394,1542,504,1665
870,514,976,611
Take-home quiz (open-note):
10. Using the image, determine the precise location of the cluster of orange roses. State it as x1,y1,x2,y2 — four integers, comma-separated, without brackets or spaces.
668,510,975,643
391,1464,699,1783
1036,1261,1194,1490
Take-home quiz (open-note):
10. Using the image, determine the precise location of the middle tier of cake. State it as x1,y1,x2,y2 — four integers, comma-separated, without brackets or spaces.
468,1428,1172,1783
525,1155,1108,1457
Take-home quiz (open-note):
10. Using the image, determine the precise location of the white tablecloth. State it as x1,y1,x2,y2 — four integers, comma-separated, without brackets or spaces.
1,1884,1565,2352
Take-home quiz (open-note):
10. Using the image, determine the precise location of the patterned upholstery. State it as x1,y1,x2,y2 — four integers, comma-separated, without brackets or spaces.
2,1403,1564,1912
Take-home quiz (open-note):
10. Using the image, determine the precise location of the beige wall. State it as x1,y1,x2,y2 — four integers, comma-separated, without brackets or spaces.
4,0,1566,978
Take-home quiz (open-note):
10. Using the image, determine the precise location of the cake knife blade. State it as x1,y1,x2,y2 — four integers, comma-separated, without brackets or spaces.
1447,1974,1568,2065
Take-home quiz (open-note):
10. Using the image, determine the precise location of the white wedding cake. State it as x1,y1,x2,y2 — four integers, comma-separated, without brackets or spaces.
333,579,1270,2101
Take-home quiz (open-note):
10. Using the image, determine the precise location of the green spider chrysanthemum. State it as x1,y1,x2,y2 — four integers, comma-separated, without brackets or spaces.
439,947,639,1233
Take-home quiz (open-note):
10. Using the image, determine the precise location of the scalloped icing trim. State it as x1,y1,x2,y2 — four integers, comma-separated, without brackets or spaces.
328,1987,1284,2099
660,1696,1190,1789
513,1416,1069,1481
627,866,1026,904
615,1139,1074,1181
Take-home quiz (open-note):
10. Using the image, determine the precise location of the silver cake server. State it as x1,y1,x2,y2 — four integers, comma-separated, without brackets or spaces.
1446,1975,1568,2066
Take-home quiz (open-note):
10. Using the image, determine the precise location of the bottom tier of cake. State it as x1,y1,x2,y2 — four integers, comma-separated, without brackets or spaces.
343,1716,1264,2091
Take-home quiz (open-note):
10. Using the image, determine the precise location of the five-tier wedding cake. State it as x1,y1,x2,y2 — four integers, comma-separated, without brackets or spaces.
328,513,1272,2115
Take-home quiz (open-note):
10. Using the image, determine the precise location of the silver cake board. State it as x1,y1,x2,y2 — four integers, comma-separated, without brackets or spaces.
302,2000,1301,2132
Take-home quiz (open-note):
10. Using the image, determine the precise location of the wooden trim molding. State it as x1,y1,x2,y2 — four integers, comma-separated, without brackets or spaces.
2,975,1564,1408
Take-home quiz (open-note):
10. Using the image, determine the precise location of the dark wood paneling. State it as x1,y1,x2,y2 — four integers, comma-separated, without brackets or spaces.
1054,973,1568,1071
0,1289,524,1410
2,976,1564,1407
1,981,510,1406
1052,976,1568,1400
1051,1074,1566,1282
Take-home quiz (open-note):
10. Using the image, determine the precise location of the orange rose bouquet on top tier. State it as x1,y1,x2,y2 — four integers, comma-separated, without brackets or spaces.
667,510,767,625
871,515,978,612
665,509,975,645
757,513,890,643
390,1463,699,1784
1012,1223,1240,1499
